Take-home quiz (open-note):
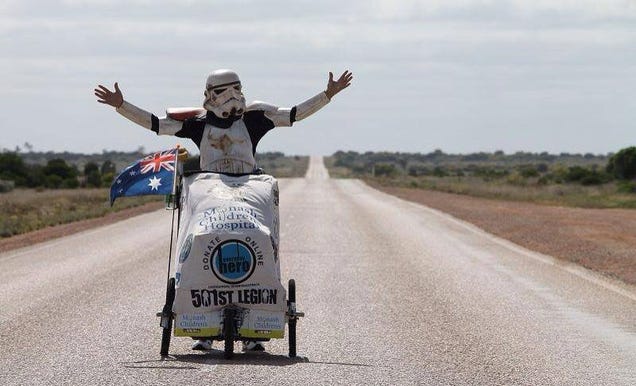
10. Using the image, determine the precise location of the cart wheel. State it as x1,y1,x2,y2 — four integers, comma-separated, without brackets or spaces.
223,308,235,359
288,279,297,358
160,277,176,356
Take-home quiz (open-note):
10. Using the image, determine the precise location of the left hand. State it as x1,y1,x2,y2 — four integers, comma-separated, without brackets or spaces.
325,70,353,99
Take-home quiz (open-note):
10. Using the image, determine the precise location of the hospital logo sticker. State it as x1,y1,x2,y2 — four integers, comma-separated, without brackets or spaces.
179,234,194,263
210,240,256,284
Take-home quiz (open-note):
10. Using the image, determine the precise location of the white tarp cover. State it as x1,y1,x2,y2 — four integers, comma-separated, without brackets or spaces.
172,173,287,337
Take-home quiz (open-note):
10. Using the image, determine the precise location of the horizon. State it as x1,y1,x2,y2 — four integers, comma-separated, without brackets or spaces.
5,146,618,158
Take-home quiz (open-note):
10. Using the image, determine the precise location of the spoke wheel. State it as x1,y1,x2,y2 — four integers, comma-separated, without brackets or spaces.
223,308,236,359
160,278,176,356
288,279,297,358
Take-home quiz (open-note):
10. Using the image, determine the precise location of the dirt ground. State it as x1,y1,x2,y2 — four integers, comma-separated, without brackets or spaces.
372,184,636,286
3,186,635,286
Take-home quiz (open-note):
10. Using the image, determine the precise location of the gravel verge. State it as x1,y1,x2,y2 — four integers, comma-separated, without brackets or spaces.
372,184,636,286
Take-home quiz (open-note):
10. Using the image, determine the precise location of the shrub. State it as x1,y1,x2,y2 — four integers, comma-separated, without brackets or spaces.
607,147,636,180
44,159,77,180
564,166,589,182
507,172,527,186
580,174,604,186
374,163,398,177
519,165,539,178
61,178,80,189
617,181,636,193
433,166,448,177
45,175,63,189
101,172,115,187
101,160,117,175
0,180,15,193
86,170,102,188
563,166,611,185
0,152,28,186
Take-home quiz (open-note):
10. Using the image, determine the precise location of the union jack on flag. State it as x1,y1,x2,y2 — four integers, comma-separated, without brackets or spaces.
109,147,178,206
140,150,176,174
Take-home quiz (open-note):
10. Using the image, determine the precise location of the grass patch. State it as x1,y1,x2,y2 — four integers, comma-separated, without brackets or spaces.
364,175,636,209
0,188,162,238
255,154,309,178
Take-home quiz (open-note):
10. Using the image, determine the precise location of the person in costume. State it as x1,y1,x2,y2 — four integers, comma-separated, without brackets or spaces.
95,69,352,351
95,69,352,174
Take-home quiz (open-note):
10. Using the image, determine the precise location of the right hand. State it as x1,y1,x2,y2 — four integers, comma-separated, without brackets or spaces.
94,82,124,108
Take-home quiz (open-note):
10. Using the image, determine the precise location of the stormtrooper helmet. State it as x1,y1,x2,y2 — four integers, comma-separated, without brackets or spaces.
203,69,246,118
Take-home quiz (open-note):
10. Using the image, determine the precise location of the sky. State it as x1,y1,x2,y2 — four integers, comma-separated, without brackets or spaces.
1,0,635,156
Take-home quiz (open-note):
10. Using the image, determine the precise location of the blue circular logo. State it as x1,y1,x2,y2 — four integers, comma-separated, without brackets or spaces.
179,234,194,263
211,240,256,284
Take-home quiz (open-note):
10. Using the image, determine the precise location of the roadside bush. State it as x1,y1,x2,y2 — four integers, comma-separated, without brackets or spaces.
475,167,508,181
506,172,527,186
607,146,636,180
407,162,430,176
0,152,28,186
580,174,604,186
564,166,589,182
61,178,80,189
433,166,448,177
25,165,45,188
44,159,75,179
564,166,611,185
374,163,398,177
101,160,117,175
519,165,539,178
617,181,636,193
537,176,550,186
45,175,63,189
0,180,15,193
102,172,115,187
86,170,102,188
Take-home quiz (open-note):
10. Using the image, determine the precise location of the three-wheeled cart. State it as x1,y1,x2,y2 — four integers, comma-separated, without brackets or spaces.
157,170,304,359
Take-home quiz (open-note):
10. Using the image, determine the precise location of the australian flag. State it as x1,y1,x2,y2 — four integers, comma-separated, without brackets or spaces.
110,148,178,205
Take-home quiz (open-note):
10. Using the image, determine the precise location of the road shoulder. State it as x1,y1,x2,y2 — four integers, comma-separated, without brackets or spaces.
372,183,636,286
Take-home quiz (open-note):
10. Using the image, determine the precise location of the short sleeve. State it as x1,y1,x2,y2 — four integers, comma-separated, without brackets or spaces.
246,101,293,127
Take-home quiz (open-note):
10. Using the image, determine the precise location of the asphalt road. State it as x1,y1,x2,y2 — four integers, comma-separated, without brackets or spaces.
1,157,635,385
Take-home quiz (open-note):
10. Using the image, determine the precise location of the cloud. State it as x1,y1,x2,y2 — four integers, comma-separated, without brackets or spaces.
1,0,635,154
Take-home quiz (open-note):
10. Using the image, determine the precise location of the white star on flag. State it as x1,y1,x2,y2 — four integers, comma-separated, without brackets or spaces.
130,170,137,176
148,176,162,191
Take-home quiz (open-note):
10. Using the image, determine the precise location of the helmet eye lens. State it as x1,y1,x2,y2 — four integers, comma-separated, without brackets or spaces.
213,88,227,95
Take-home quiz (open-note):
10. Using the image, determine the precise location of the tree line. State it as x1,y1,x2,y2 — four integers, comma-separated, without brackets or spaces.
0,151,119,191
0,150,308,192
330,147,636,188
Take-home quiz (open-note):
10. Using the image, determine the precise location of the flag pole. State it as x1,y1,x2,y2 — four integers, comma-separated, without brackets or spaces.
165,145,180,287
171,145,180,203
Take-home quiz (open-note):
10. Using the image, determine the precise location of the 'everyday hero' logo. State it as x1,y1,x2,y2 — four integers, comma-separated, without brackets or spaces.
210,240,256,284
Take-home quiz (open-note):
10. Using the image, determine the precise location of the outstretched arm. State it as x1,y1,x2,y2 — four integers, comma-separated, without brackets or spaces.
325,70,353,100
293,70,353,122
95,82,124,108
94,82,182,134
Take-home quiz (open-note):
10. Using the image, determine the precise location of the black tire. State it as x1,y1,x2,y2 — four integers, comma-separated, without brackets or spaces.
288,279,297,358
223,308,235,359
160,278,176,356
